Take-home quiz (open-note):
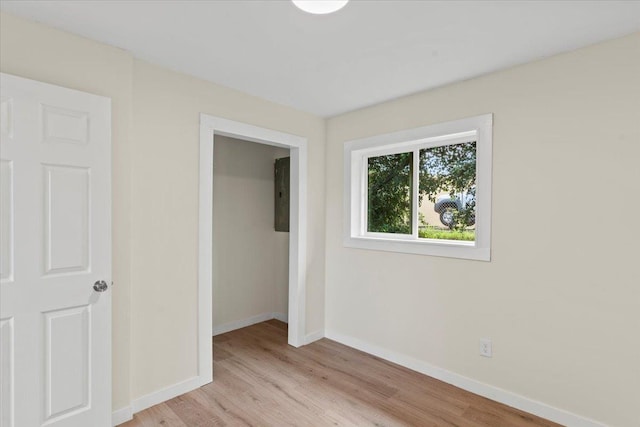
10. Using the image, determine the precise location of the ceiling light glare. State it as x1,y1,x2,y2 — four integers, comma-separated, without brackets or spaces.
292,0,349,15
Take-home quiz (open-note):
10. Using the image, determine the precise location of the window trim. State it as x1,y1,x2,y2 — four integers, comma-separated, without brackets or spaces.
343,114,493,261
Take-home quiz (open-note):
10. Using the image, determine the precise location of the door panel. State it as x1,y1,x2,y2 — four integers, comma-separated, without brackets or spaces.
0,160,13,283
0,317,14,427
44,306,90,422
0,73,111,427
0,97,13,140
43,165,90,275
41,105,89,146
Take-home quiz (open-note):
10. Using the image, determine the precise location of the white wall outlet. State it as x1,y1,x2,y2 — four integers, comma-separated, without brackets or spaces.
479,338,492,357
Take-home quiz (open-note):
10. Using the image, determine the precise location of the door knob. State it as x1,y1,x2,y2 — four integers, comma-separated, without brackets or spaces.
93,280,109,292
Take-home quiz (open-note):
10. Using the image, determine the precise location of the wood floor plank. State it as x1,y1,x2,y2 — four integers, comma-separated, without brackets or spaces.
121,403,187,427
121,321,562,427
164,391,224,427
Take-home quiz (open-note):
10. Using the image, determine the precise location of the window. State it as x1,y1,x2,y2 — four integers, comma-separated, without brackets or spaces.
344,114,492,261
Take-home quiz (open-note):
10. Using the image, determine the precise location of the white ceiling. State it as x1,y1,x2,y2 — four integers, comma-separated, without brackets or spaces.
2,1,639,117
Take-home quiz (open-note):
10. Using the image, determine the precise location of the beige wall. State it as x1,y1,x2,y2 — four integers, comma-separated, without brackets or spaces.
129,59,325,399
325,33,640,427
212,136,289,328
0,11,326,410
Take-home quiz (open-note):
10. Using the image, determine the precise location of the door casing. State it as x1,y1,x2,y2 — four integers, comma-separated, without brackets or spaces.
198,114,308,382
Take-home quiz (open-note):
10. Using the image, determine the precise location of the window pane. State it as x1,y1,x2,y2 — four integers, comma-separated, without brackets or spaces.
367,152,412,234
418,141,476,241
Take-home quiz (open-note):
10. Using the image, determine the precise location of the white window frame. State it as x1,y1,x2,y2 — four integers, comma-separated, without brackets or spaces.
343,114,493,261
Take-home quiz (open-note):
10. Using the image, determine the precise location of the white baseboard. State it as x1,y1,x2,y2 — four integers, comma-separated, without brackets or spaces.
213,312,287,336
304,330,324,345
113,375,209,426
134,375,209,413
272,312,288,323
325,330,606,427
112,406,133,426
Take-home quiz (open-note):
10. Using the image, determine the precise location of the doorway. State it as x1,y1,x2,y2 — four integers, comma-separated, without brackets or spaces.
198,114,308,384
211,136,289,335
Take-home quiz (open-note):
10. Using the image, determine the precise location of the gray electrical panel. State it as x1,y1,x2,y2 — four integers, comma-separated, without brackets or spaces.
274,157,290,232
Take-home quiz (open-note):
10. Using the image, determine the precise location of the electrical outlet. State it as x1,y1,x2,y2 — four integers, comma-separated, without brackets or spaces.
479,338,492,357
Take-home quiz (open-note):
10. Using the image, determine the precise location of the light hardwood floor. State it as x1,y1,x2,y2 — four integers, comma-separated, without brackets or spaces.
122,320,561,426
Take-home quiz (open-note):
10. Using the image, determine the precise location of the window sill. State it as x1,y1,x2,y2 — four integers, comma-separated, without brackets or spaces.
343,235,490,261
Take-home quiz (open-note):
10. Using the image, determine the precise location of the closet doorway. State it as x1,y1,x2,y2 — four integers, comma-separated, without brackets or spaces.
198,115,308,383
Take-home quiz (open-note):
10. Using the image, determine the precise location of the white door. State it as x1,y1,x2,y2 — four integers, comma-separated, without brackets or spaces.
0,73,111,427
